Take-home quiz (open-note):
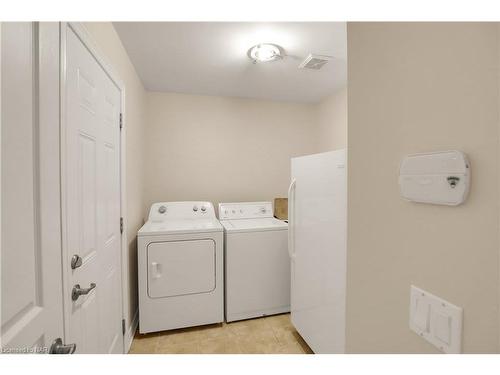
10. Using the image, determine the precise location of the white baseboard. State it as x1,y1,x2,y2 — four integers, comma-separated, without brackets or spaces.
124,309,139,353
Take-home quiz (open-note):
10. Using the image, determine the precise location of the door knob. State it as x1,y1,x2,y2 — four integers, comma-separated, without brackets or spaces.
70,254,82,269
49,338,76,354
72,283,96,301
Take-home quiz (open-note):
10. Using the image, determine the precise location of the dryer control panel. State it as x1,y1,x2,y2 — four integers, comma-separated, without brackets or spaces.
148,201,216,222
218,202,273,220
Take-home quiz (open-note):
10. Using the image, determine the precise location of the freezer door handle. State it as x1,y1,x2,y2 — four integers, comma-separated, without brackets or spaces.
287,178,296,260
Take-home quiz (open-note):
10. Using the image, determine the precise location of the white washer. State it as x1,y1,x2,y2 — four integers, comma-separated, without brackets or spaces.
138,202,224,334
219,202,289,322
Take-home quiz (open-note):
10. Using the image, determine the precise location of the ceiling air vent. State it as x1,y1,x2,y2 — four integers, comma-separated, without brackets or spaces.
298,54,332,70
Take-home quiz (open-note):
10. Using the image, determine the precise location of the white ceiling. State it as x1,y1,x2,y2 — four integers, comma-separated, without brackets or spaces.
113,22,347,103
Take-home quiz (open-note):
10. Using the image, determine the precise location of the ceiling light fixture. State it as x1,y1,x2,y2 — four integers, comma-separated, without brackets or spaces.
247,43,284,64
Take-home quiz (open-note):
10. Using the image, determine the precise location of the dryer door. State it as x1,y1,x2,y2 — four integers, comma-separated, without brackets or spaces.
147,239,216,298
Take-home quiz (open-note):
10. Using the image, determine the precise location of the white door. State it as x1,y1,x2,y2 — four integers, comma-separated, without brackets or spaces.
63,25,123,354
289,149,347,354
1,22,68,353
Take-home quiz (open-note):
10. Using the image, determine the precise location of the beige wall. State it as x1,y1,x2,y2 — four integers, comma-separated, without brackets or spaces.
346,23,499,353
83,22,146,337
498,22,500,353
315,88,348,152
144,92,325,211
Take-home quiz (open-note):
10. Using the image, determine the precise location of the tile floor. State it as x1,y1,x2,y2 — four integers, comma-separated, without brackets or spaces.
129,313,313,354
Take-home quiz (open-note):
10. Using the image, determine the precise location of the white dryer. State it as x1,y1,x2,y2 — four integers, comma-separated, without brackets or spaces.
219,202,289,322
138,202,224,334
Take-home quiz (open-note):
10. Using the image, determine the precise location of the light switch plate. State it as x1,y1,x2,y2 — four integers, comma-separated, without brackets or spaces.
409,285,463,353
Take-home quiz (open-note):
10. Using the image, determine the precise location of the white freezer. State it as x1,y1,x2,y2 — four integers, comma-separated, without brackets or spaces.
288,149,347,354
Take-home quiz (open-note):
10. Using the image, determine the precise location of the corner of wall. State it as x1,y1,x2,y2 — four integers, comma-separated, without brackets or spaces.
314,88,348,153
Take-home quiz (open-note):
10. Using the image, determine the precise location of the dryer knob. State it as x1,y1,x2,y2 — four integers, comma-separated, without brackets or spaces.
201,206,207,212
193,206,198,212
158,205,167,214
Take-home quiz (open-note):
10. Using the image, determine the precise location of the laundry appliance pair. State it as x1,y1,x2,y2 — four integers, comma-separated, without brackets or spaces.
137,201,289,333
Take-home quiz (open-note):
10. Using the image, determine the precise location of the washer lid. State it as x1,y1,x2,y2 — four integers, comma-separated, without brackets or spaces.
220,217,288,233
138,219,223,236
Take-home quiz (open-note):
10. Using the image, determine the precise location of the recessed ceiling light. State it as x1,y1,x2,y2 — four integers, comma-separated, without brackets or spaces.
247,43,283,63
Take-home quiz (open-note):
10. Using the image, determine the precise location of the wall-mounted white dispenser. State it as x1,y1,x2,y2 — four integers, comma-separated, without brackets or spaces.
399,150,470,206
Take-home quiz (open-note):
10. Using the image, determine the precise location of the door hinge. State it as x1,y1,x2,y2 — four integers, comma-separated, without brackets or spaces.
119,113,123,130
122,319,126,335
120,217,124,234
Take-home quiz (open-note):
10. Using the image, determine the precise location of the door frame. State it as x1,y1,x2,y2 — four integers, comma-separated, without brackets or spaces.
59,22,129,353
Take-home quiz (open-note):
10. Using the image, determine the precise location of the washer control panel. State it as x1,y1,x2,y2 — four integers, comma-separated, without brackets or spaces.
218,202,273,220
